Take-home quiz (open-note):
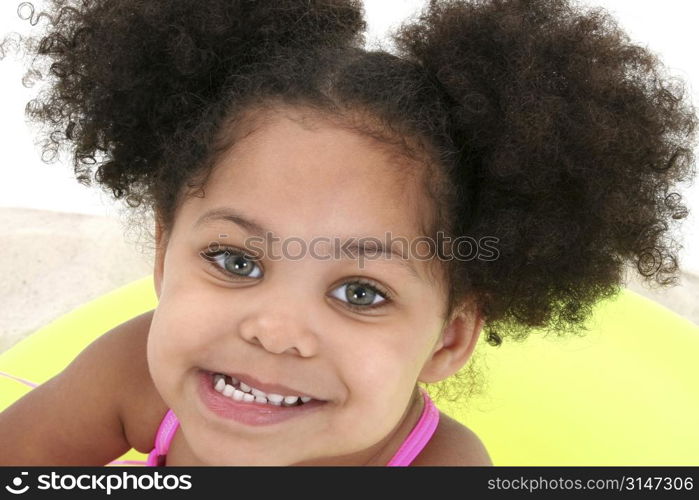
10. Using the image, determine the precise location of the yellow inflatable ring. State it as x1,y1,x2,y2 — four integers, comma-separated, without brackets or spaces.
1,276,698,465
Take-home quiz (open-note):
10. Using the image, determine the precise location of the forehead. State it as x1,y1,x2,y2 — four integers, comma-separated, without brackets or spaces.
178,108,431,243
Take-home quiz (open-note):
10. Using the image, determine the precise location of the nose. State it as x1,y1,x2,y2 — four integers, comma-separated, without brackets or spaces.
238,309,319,357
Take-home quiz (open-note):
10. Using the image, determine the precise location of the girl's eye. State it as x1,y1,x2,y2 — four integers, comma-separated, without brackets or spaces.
201,248,262,279
329,280,391,311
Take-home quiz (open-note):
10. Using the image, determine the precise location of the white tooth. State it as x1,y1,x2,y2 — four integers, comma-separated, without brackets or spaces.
214,373,224,384
300,396,312,403
243,393,255,402
269,400,282,406
267,393,284,403
239,382,252,393
222,384,235,397
284,395,299,405
255,395,268,404
230,376,239,386
214,378,226,392
251,388,267,398
232,389,244,401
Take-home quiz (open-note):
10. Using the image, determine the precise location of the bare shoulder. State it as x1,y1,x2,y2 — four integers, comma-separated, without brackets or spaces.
0,308,164,464
413,412,493,466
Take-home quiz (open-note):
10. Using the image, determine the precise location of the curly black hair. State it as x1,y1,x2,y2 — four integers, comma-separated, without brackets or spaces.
2,0,697,400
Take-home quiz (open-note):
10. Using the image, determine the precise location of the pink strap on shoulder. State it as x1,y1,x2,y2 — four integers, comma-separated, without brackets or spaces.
146,409,180,466
386,388,440,466
0,370,38,388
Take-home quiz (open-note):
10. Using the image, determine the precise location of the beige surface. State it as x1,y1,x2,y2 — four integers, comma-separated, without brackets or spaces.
0,207,154,353
0,207,697,355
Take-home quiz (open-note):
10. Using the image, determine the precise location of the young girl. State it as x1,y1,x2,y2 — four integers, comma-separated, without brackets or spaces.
0,0,696,465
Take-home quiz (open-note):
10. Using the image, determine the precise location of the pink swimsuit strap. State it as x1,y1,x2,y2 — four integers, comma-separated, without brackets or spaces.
145,409,180,466
386,388,440,466
146,388,439,466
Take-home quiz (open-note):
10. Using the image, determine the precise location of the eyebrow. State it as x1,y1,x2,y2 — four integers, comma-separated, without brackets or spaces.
194,207,423,280
195,207,269,237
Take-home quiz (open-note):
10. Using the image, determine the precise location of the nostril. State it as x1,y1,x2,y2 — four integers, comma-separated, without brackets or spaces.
239,315,317,357
249,335,264,347
264,341,303,356
247,335,298,355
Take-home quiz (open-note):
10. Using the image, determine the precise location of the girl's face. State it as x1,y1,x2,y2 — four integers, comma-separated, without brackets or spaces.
147,107,481,465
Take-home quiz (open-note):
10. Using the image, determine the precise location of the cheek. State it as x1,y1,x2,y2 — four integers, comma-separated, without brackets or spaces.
340,330,427,402
146,296,219,383
146,308,184,393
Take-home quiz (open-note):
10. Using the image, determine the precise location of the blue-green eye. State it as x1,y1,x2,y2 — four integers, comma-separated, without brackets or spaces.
202,248,262,279
330,280,389,310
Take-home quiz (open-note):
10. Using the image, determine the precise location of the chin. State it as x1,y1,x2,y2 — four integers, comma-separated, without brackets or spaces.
182,423,306,466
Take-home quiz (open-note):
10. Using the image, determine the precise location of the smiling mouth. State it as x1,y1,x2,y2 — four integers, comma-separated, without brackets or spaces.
209,372,318,407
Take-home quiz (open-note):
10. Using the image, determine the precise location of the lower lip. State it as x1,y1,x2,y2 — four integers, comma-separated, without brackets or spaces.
196,370,326,426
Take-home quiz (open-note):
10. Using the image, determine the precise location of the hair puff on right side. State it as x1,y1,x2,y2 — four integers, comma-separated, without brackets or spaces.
393,0,698,345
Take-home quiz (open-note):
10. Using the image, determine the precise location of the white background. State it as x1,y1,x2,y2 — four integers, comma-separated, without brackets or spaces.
1,0,697,274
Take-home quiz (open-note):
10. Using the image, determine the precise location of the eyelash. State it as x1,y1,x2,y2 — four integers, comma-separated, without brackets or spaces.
200,246,393,312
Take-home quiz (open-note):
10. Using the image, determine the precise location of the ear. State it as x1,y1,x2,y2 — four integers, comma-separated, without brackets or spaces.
419,299,485,383
153,215,168,300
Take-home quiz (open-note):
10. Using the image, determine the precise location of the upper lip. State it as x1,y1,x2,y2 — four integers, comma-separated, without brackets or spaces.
208,369,321,400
